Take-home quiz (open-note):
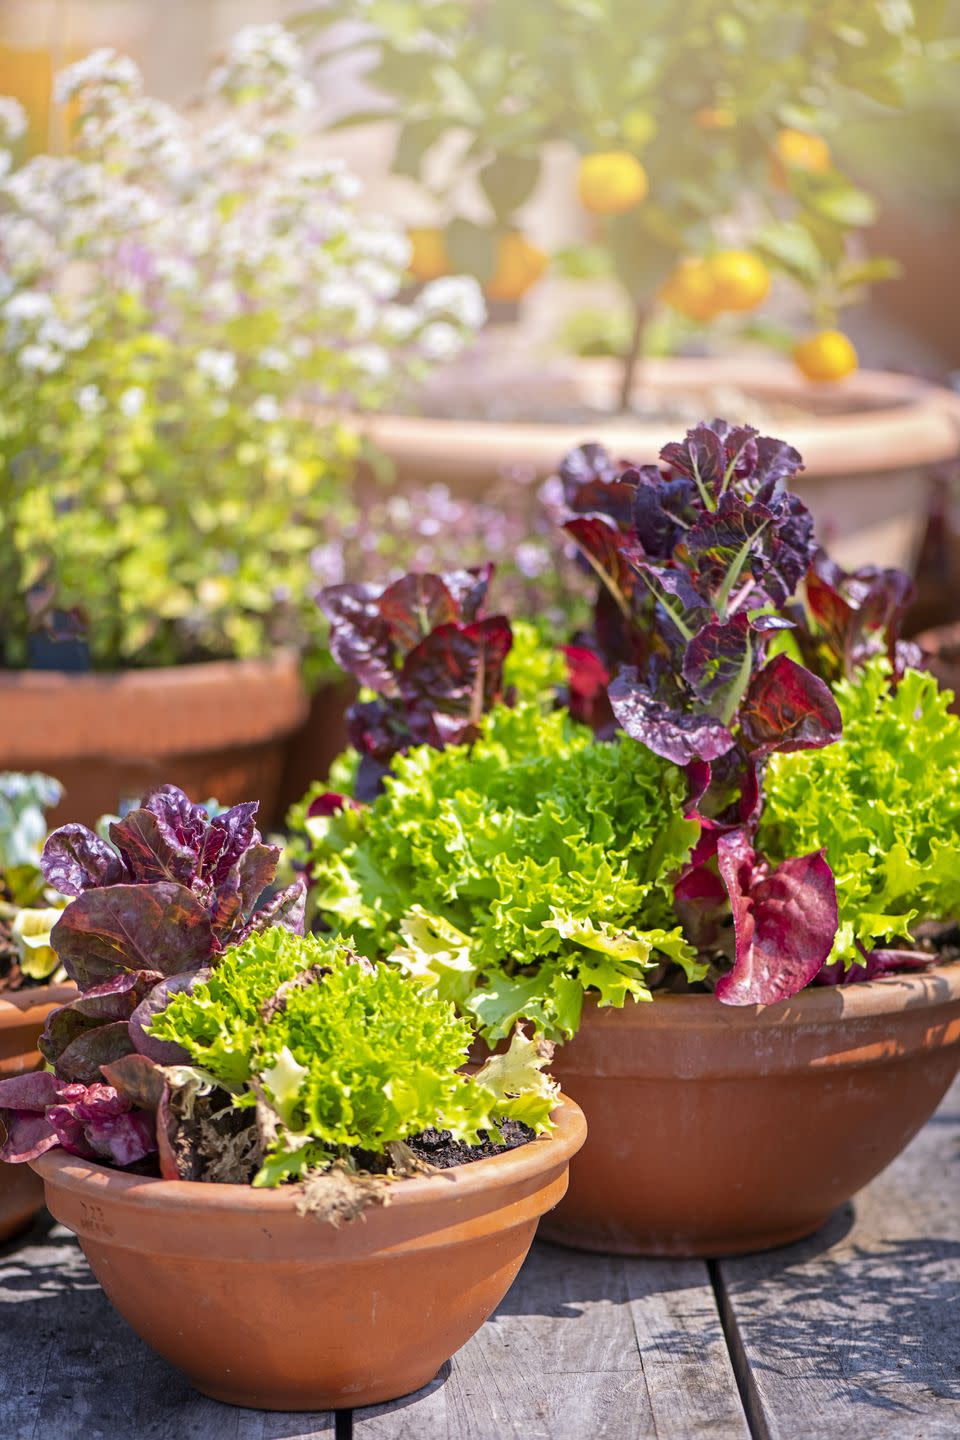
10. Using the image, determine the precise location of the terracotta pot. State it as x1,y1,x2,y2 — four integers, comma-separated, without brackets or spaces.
541,966,960,1258
360,357,960,571
916,624,960,714
0,653,308,829
32,1095,586,1411
0,981,76,1245
275,676,355,820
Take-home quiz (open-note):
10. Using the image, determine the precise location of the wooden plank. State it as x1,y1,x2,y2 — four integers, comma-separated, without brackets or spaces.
0,1216,334,1440
717,1075,960,1440
353,1242,749,1439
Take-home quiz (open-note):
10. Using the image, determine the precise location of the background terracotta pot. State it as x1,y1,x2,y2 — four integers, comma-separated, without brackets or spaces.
0,652,308,829
541,966,960,1258
916,624,960,714
275,676,354,820
32,1094,586,1411
0,982,76,1245
361,357,960,572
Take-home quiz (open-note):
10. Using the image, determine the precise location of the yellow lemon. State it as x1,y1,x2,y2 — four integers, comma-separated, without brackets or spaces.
577,151,649,215
774,128,832,175
408,227,451,282
484,232,549,302
659,258,720,323
793,330,858,383
706,251,770,312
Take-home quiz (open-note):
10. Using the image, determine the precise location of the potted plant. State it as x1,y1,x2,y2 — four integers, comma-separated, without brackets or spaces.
295,418,960,1256
0,771,75,1242
299,1,960,570
0,783,584,1409
0,26,481,826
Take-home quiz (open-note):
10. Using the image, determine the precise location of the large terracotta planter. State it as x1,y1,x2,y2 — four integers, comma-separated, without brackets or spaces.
917,623,960,714
362,358,960,571
32,1095,586,1411
0,982,76,1245
0,653,308,828
541,966,960,1258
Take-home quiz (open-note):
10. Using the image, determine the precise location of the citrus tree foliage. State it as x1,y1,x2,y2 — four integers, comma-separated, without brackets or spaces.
301,1,944,345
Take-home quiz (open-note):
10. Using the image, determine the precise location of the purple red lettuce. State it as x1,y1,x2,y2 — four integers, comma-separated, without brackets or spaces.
557,421,845,1005
0,785,305,1171
319,568,512,799
791,549,921,684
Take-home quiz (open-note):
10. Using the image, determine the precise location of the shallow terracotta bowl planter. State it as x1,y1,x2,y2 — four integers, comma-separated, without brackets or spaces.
32,1094,586,1411
362,357,960,571
0,652,308,828
541,966,960,1257
0,982,76,1245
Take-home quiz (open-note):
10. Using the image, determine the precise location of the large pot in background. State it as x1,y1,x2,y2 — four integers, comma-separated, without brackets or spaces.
541,965,960,1258
0,652,308,829
32,1095,586,1411
362,357,960,572
0,982,76,1245
917,624,960,714
275,676,355,821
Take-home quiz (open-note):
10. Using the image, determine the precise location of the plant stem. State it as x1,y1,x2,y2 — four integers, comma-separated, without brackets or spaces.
618,301,647,414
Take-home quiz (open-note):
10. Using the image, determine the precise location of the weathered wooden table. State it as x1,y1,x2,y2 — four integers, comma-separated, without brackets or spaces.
2,1077,957,1440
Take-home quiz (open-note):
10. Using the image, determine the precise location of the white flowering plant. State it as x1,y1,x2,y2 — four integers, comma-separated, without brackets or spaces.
0,26,483,673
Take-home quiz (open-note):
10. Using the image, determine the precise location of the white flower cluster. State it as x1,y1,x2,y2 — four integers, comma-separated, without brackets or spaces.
0,24,483,414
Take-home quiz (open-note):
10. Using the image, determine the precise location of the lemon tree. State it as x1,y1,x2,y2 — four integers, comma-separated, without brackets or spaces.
301,1,949,403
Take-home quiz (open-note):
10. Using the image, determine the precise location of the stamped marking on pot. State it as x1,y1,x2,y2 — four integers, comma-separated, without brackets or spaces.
78,1201,116,1239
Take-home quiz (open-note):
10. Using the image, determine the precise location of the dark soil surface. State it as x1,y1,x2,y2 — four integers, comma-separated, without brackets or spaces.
403,1120,537,1170
916,919,960,966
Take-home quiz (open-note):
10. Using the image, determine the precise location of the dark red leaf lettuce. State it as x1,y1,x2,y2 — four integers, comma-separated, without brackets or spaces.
713,829,838,1005
318,569,513,796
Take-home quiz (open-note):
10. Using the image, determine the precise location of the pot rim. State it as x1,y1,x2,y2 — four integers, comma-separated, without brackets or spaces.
0,981,77,1026
30,1091,586,1215
579,961,960,1029
0,649,308,761
0,647,303,692
361,358,960,477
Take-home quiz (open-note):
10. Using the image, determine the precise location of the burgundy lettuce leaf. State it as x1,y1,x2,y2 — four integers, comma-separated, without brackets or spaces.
681,612,752,712
47,1082,157,1166
50,881,214,990
440,565,492,623
401,617,513,744
41,824,127,897
660,423,728,499
100,1053,166,1112
632,469,697,558
803,550,915,681
739,654,842,757
562,645,614,732
608,666,735,766
714,829,838,1005
306,791,356,819
0,1071,63,1162
128,968,211,1064
39,969,162,1078
51,1022,137,1087
557,442,630,522
815,949,936,986
199,802,259,887
318,582,398,693
108,809,198,887
245,876,307,940
378,573,460,655
680,492,775,603
562,514,639,602
141,784,209,851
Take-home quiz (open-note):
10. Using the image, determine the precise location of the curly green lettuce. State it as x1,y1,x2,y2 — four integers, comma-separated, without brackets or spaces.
150,926,559,1186
300,702,701,1041
759,660,960,967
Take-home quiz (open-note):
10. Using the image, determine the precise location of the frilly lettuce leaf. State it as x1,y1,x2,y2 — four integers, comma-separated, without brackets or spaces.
303,702,699,1040
760,661,960,966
